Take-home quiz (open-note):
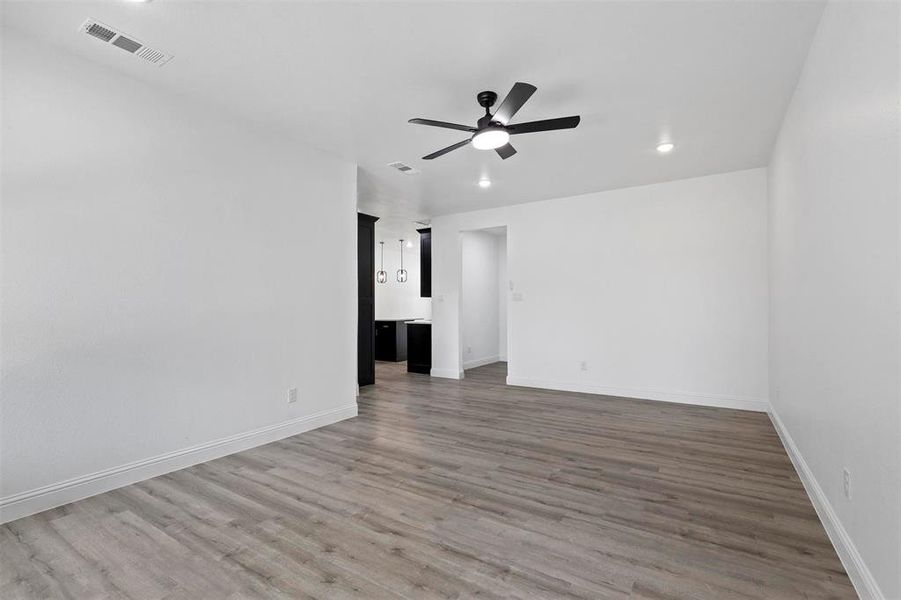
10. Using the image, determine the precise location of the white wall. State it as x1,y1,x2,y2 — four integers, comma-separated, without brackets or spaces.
374,229,431,321
0,29,358,521
767,2,900,598
432,169,769,410
461,231,501,368
498,237,508,361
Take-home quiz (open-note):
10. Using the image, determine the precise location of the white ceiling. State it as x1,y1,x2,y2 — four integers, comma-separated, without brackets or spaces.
4,1,824,221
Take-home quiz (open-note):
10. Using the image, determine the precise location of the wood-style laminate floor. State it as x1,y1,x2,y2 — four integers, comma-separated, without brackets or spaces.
2,361,854,599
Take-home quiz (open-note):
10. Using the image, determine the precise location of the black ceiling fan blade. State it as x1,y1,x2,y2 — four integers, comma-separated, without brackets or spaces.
508,115,581,135
492,82,537,125
409,118,476,132
495,143,517,160
422,138,471,160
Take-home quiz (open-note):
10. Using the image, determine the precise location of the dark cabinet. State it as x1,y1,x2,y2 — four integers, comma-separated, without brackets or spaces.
417,228,431,298
375,320,408,362
357,213,378,386
407,322,431,374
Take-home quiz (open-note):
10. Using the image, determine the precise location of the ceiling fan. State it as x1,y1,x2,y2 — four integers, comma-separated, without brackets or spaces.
409,82,581,160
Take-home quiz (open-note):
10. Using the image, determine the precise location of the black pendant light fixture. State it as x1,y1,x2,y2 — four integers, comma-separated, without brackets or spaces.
397,239,408,283
377,241,388,284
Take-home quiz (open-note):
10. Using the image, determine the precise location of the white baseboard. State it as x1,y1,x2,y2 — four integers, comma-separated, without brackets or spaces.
463,355,500,370
0,403,358,524
768,406,884,600
505,376,768,412
431,368,464,379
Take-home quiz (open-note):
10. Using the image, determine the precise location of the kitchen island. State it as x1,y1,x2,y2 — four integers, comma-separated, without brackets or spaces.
406,320,431,374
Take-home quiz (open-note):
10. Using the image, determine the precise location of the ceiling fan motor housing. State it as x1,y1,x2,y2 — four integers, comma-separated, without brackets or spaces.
477,114,495,129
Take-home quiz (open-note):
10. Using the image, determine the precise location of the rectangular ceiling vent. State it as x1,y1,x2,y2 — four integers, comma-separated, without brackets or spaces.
388,161,419,175
112,35,142,53
79,18,173,67
86,22,116,42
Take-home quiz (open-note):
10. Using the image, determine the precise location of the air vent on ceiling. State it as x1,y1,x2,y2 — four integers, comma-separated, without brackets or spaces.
136,46,167,64
112,35,142,53
388,161,420,175
79,18,173,67
86,22,116,42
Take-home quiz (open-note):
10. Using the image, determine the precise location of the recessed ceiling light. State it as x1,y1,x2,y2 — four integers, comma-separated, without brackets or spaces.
471,127,510,151
656,142,675,153
478,179,491,188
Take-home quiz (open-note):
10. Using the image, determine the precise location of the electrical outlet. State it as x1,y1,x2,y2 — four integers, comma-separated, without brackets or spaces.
580,361,588,372
466,346,472,355
842,468,851,500
288,388,298,404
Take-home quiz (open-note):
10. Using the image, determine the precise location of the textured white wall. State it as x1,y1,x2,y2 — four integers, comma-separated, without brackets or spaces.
432,169,769,409
0,30,358,517
768,1,900,597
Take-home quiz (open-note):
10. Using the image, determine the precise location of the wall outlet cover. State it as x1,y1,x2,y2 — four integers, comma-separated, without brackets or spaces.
288,388,298,404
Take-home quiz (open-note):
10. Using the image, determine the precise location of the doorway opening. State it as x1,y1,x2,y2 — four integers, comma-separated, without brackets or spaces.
372,220,432,382
460,226,508,380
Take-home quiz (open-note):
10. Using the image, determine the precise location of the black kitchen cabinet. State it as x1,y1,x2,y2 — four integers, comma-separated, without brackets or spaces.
375,319,409,362
417,228,431,298
357,213,378,386
406,322,431,374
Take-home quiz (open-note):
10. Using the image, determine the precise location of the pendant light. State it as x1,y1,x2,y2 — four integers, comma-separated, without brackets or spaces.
396,239,408,283
376,242,388,284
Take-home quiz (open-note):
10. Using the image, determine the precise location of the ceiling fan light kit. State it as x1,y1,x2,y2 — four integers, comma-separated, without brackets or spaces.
471,127,510,150
409,82,580,160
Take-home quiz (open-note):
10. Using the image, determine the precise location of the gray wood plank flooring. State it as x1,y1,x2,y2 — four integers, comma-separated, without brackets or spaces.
1,361,854,599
